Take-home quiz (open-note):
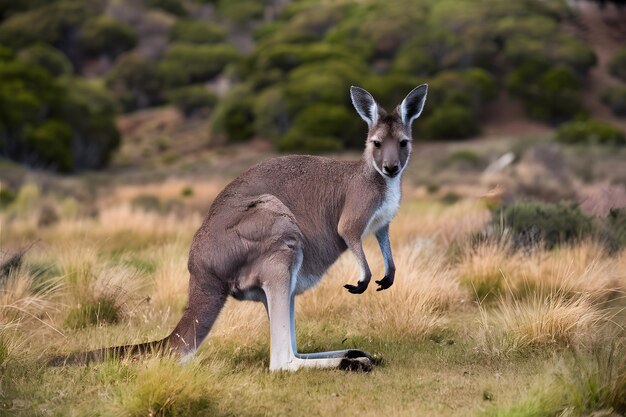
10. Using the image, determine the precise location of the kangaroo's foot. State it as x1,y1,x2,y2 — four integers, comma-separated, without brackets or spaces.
339,356,373,372
343,280,369,294
375,274,394,291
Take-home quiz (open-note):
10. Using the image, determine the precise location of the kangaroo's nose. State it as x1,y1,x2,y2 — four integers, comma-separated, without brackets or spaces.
383,163,399,177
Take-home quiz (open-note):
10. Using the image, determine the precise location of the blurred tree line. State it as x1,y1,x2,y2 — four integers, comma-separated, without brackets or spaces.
0,0,623,171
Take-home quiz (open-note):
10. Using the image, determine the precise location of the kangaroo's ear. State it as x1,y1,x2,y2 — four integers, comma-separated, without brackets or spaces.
350,86,379,128
400,84,428,126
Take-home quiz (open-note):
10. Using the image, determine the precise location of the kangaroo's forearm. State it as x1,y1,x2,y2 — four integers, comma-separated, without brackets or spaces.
375,225,395,291
375,225,395,274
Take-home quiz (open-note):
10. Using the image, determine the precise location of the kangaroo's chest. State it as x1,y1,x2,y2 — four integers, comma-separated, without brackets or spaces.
364,179,401,237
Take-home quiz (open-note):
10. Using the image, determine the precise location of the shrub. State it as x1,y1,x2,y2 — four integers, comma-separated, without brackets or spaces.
0,54,120,171
555,119,626,146
158,43,239,88
78,17,137,59
55,79,121,170
0,1,89,50
608,47,626,82
277,104,353,152
493,202,593,249
106,52,163,111
17,44,72,76
165,85,217,117
552,36,597,75
170,20,226,44
22,119,73,172
601,86,626,116
423,104,478,139
507,63,584,122
210,86,256,142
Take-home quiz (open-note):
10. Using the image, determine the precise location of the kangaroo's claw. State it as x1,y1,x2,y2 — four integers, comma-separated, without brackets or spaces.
375,275,394,291
344,280,369,294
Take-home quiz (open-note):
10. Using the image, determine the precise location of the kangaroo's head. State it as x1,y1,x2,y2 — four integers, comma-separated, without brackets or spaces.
350,85,428,179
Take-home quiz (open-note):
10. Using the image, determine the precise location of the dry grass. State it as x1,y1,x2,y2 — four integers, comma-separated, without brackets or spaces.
1,179,625,416
0,266,58,326
357,242,463,340
477,293,605,357
457,239,624,303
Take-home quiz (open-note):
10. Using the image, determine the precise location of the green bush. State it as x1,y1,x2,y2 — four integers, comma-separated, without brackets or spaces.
165,85,217,116
78,17,137,58
601,86,626,116
170,20,226,44
210,86,255,142
56,79,121,170
278,103,353,152
507,63,584,122
252,87,289,138
493,202,593,249
158,43,239,88
0,46,119,173
552,36,597,75
0,1,89,50
423,104,478,139
17,44,72,76
106,52,163,111
555,119,625,146
608,47,626,82
22,119,73,172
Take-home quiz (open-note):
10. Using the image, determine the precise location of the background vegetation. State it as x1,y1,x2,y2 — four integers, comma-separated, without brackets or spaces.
1,0,625,170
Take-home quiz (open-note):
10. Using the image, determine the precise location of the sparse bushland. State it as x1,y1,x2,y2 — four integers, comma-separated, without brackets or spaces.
1,179,625,416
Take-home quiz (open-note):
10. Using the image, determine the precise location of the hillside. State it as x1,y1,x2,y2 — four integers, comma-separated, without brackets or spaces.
0,0,625,173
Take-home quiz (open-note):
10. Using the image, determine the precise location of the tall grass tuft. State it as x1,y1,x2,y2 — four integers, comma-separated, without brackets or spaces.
0,266,59,326
477,292,604,357
107,358,222,417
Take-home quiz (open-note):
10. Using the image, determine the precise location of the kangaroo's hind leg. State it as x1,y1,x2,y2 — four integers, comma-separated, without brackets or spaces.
259,234,371,371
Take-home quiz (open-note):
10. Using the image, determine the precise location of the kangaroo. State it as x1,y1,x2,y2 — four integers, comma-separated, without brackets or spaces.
50,85,428,371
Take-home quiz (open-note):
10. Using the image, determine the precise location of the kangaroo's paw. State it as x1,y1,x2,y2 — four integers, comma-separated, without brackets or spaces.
339,356,373,372
344,280,369,294
375,274,394,291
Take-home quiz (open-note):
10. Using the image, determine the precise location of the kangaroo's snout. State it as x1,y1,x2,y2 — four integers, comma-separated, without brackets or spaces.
383,163,400,177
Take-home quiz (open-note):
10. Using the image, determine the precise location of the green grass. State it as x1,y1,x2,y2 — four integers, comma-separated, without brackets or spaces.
63,296,122,329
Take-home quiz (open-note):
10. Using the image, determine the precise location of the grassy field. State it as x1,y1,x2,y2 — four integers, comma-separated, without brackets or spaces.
1,167,625,417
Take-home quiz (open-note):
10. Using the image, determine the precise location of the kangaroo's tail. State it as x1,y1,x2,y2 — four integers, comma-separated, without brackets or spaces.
47,336,173,366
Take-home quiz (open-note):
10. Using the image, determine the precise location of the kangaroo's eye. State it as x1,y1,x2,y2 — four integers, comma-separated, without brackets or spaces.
372,140,382,148
400,140,409,148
